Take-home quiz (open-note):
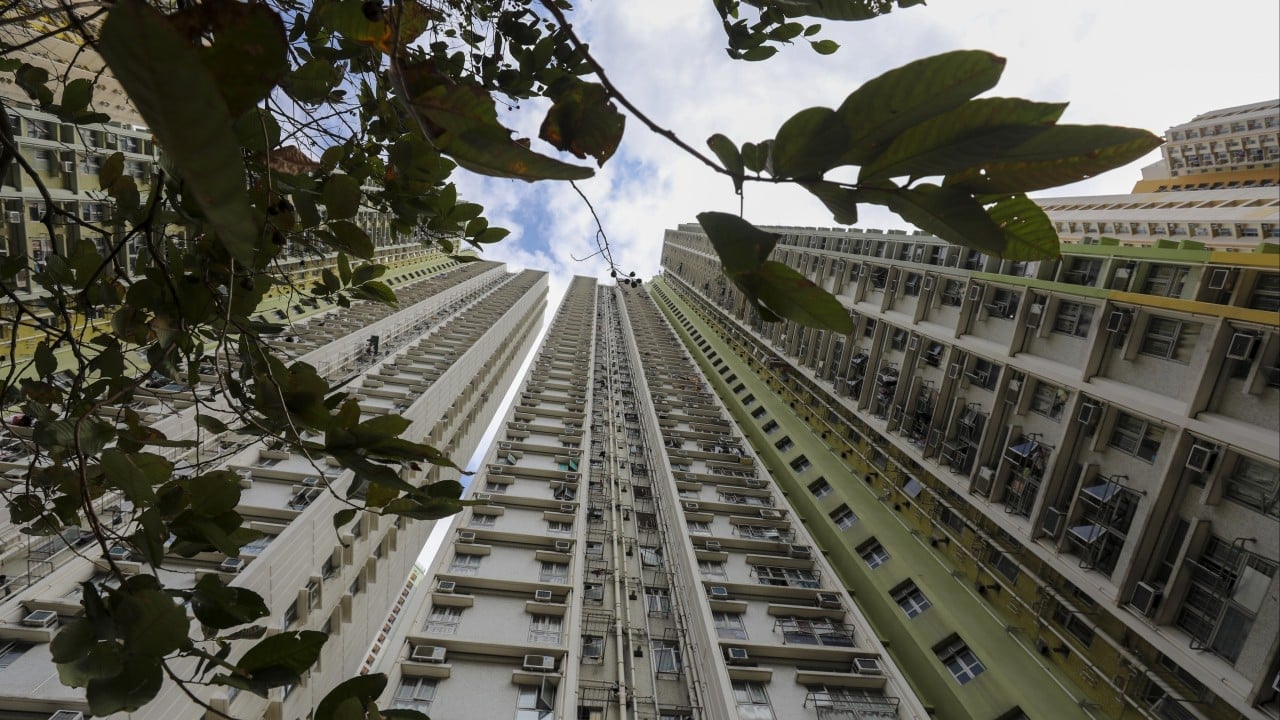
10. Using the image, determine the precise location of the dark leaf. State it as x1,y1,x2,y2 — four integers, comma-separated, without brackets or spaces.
323,175,363,220
770,106,847,179
539,80,626,166
707,133,745,194
856,183,1007,255
944,125,1163,193
744,261,853,333
801,181,859,224
696,211,778,276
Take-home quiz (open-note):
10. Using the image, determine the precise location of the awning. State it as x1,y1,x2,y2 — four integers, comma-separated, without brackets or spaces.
1068,523,1106,544
1083,483,1122,503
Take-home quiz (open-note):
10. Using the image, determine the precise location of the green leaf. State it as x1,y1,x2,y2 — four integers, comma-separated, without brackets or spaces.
766,0,920,21
800,181,859,224
351,264,385,285
707,133,745,194
98,0,259,268
171,1,288,116
232,630,328,687
60,77,94,115
982,193,1061,261
101,449,165,505
315,674,390,720
195,415,229,433
473,227,509,244
696,212,778,275
770,106,847,179
398,61,593,182
332,508,357,532
328,220,374,259
323,174,363,220
86,654,163,715
809,39,839,55
741,46,778,61
119,588,191,657
34,340,56,377
746,261,853,333
539,80,626,166
943,125,1163,193
741,141,770,173
353,280,397,306
856,183,1007,255
836,50,1006,166
337,253,352,285
190,574,270,630
858,97,1065,182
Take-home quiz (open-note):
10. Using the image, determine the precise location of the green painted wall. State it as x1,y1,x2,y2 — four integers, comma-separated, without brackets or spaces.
651,278,1091,720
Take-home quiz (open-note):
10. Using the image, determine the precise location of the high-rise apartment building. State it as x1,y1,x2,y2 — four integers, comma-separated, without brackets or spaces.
658,218,1278,720
375,274,1088,719
0,257,547,719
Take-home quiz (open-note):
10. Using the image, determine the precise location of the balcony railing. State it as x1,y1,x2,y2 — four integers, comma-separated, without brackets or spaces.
804,692,900,719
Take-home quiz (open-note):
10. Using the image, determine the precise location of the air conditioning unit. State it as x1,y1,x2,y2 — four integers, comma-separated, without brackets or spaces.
725,647,750,664
301,476,319,487
816,592,842,609
1225,332,1259,360
947,363,962,379
522,654,555,672
1025,303,1044,328
704,541,721,552
968,369,990,387
746,479,763,488
411,645,447,663
1185,443,1217,473
1077,402,1099,426
968,284,983,301
907,336,920,351
1206,267,1232,290
108,546,132,561
23,610,58,628
534,590,554,602
922,276,935,291
48,712,85,720
560,503,576,513
974,466,995,496
437,581,456,594
62,161,75,173
789,544,813,559
500,442,512,450
554,540,572,552
6,211,20,223
708,586,730,599
1106,310,1130,333
565,472,580,481
458,531,477,543
684,502,700,511
219,557,244,573
473,492,492,502
853,657,884,675
1129,582,1163,617
1042,507,1067,538
488,466,504,475
759,509,782,520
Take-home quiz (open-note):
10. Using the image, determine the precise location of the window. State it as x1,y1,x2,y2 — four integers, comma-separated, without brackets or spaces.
26,119,51,139
470,513,497,528
830,505,857,530
281,601,298,629
651,639,682,673
582,635,604,660
807,478,832,499
1051,604,1095,648
484,480,509,494
1052,301,1095,338
859,540,890,569
583,583,604,602
1222,456,1279,517
992,551,1020,582
892,582,932,618
242,534,276,556
789,455,812,473
539,561,569,584
0,641,31,670
713,611,747,639
940,279,964,306
515,682,556,720
1028,381,1066,421
1141,264,1188,297
644,586,671,615
1109,413,1164,463
761,419,779,434
640,547,663,567
585,541,604,558
751,406,767,419
732,681,775,720
936,637,985,684
698,559,726,578
755,565,819,588
742,394,756,405
686,520,711,535
393,676,437,712
774,436,794,452
307,579,321,609
807,686,898,718
528,615,563,644
449,553,482,576
426,606,462,634
1139,317,1200,363
779,616,853,646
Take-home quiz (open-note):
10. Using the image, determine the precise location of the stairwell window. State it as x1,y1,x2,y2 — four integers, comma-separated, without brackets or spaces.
936,636,985,684
527,615,563,644
392,677,437,712
830,505,857,530
651,639,682,673
1223,456,1279,518
761,419,779,434
774,436,794,452
539,561,568,584
426,606,463,635
713,611,748,640
859,540,890,569
732,681,775,720
449,553,482,576
808,477,832,499
789,455,812,473
892,581,932,618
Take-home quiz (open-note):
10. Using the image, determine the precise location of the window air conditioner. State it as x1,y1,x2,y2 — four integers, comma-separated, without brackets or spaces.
1077,402,1100,425
1041,507,1067,538
1206,268,1232,290
816,592,843,609
411,645,447,663
1106,310,1130,333
1185,443,1217,473
219,557,244,573
725,647,750,664
560,503,576,513
704,541,721,552
1129,582,1162,617
458,531,477,543
921,277,934,291
522,654,555,672
789,544,813,559
947,363,962,379
554,540,572,552
49,712,85,720
684,502,700,511
108,546,132,561
1025,303,1044,328
907,336,920,351
23,609,59,628
301,476,320,487
473,492,492,502
62,161,75,173
437,581,456,594
759,509,782,520
968,284,983,301
500,442,512,450
1225,332,1258,360
534,590,554,602
6,212,20,223
708,586,730,599
852,657,884,675
565,472,580,481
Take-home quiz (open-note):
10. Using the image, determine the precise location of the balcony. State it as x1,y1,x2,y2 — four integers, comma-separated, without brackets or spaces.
776,618,856,647
804,691,900,719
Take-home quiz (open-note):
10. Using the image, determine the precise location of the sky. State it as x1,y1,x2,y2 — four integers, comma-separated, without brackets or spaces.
417,0,1280,568
453,0,1280,310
